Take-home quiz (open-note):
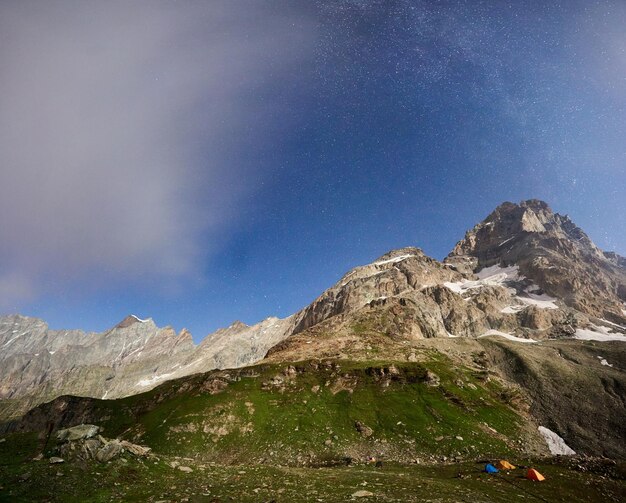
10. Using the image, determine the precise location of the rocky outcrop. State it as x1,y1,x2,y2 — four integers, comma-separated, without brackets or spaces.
447,200,626,323
291,247,464,335
52,424,152,463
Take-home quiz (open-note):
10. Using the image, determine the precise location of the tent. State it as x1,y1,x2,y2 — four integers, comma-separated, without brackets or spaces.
484,463,499,474
496,460,516,470
526,468,545,481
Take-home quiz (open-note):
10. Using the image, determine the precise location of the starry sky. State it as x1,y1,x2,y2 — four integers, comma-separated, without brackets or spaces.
1,1,624,341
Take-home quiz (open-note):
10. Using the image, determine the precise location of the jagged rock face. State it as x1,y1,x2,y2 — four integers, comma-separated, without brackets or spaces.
0,312,296,420
447,199,626,322
291,248,464,335
191,316,296,370
0,314,196,417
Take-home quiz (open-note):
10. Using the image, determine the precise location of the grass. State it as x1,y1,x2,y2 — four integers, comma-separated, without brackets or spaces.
15,356,528,466
0,354,624,502
0,454,623,502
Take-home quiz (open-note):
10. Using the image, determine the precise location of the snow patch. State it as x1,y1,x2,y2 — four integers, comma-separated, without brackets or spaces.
137,371,176,387
517,291,558,310
444,264,558,310
599,318,625,329
443,281,464,294
372,254,415,267
444,264,521,295
538,426,576,456
1,333,24,348
479,330,537,343
574,326,626,342
501,305,524,314
596,356,613,367
475,264,522,281
124,346,143,359
131,315,149,323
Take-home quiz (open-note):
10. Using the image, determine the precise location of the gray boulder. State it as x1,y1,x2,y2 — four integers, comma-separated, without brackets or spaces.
56,424,100,442
95,440,124,463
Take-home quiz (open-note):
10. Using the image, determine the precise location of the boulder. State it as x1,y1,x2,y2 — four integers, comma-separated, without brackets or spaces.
354,421,373,438
56,424,100,442
95,440,123,463
352,490,374,497
120,440,151,457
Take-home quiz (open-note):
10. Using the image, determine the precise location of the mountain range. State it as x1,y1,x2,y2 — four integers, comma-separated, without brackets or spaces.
1,199,625,501
1,200,625,450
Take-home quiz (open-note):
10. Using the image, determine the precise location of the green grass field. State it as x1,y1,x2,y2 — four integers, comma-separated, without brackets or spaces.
1,356,624,502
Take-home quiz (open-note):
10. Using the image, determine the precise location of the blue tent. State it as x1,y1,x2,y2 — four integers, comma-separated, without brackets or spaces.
485,463,499,474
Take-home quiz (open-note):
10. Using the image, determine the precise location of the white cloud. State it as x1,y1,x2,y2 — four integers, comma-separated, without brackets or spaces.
0,1,314,308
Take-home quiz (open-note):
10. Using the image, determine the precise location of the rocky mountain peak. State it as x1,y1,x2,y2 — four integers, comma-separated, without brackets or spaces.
115,315,147,329
229,320,249,331
448,200,626,320
450,199,606,260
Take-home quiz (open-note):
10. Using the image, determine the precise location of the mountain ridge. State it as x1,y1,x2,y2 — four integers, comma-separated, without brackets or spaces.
1,199,624,422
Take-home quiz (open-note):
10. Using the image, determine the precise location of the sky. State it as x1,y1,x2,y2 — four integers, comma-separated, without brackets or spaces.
0,0,624,341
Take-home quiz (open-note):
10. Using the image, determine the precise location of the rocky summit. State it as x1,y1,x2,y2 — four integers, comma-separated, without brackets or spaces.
448,199,626,322
0,200,625,502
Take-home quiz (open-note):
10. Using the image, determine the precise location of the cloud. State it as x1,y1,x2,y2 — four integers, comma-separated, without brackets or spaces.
0,1,314,308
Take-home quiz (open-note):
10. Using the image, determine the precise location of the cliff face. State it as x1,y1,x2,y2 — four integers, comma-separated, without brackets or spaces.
0,314,195,413
447,200,626,323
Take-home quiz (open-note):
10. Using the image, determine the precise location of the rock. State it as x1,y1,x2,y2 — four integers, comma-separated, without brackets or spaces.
354,421,373,438
311,385,321,393
120,440,151,457
32,453,43,461
49,457,65,464
178,466,193,473
95,440,123,463
81,438,104,460
352,490,374,497
56,424,100,442
283,365,297,377
324,439,333,446
424,370,440,387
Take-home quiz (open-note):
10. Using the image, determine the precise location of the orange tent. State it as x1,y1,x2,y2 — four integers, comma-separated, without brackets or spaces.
526,468,545,481
496,460,516,470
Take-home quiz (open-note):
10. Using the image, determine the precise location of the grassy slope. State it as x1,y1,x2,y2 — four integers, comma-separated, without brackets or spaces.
1,352,624,501
35,355,530,465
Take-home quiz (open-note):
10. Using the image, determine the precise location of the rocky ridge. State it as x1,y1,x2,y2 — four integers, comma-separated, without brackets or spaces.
447,199,626,323
1,199,625,422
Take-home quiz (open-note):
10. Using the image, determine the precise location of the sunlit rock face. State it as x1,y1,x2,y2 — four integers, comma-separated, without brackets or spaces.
447,199,626,323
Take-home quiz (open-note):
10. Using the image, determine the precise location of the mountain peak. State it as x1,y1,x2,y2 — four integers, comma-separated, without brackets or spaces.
115,315,152,329
448,200,626,320
450,199,597,258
